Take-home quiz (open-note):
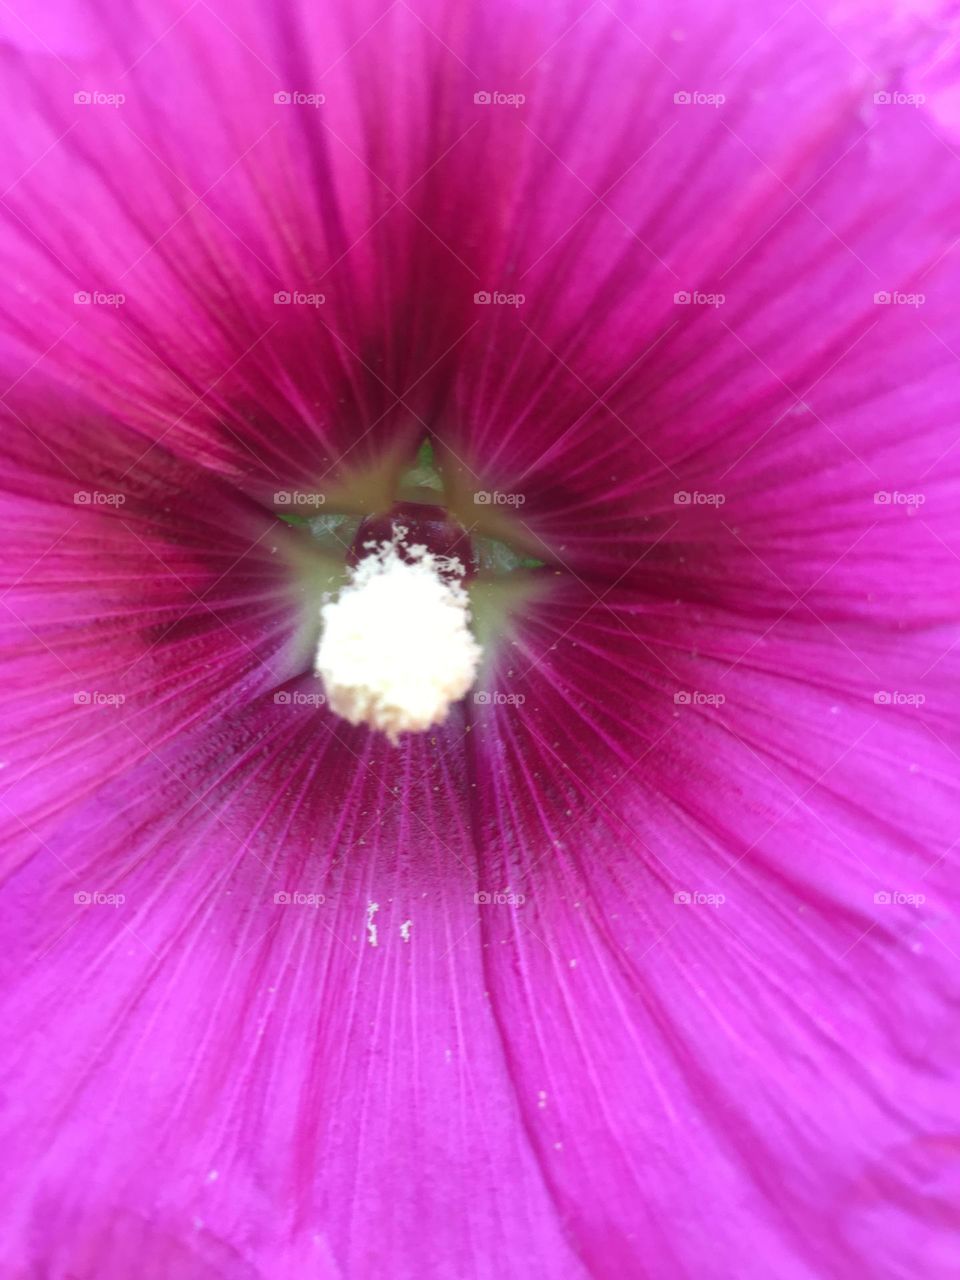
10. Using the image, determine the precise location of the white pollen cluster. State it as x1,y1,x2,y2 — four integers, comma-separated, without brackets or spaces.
315,532,482,744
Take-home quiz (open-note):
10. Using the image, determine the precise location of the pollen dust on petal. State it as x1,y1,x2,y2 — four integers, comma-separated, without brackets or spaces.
365,901,379,948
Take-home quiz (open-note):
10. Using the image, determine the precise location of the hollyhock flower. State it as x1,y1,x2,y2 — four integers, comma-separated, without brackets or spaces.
2,0,960,1275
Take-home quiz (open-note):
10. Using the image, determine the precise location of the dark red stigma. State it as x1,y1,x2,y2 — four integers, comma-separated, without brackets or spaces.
348,502,477,579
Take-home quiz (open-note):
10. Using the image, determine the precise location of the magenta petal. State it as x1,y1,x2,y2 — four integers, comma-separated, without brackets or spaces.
438,2,960,586
469,588,960,1275
0,705,583,1278
0,391,309,872
1,0,959,1276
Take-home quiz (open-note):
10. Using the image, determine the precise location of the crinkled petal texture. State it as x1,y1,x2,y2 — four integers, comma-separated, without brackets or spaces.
1,0,960,1277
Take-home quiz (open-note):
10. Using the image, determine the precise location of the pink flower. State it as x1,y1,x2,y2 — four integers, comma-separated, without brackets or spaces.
1,0,959,1276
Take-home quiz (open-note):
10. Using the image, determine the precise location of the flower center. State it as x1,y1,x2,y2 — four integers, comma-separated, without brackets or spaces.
315,512,482,743
278,441,548,743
